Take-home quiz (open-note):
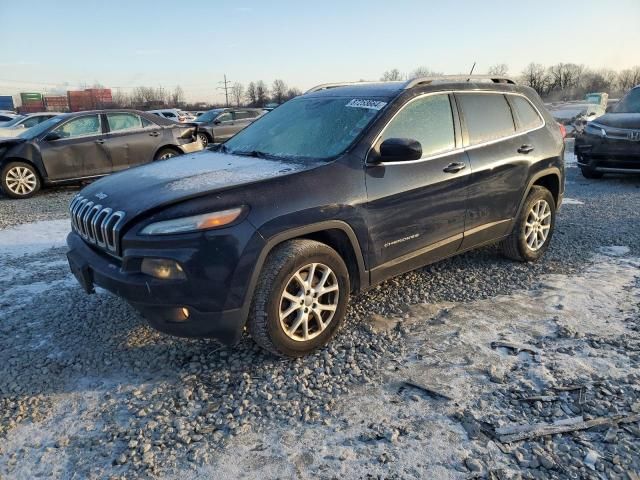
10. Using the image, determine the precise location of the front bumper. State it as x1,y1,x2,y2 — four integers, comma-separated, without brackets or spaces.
66,225,264,344
575,134,640,173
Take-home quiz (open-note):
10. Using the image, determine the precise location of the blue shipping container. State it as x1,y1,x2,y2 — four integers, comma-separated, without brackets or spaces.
0,95,15,111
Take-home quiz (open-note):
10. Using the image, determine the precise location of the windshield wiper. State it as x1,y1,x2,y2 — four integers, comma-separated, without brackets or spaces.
231,149,270,158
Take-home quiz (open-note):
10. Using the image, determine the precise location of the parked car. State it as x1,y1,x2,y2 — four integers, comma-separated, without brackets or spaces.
0,109,202,198
548,92,608,136
148,109,194,123
575,85,640,178
193,107,264,147
0,112,62,137
66,76,565,357
0,112,20,125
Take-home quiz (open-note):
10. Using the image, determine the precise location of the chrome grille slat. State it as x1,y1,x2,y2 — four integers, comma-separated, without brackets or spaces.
68,195,126,256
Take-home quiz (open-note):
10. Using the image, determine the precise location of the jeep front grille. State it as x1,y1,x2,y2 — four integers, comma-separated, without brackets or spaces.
69,195,125,255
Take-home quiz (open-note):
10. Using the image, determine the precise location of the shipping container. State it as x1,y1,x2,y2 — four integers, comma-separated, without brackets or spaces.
20,92,43,103
18,104,44,114
0,95,15,111
44,95,69,111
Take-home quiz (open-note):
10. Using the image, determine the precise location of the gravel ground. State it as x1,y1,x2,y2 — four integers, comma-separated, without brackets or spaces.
1,145,639,478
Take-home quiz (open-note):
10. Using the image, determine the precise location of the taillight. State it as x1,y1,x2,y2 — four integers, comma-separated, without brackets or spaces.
558,123,567,139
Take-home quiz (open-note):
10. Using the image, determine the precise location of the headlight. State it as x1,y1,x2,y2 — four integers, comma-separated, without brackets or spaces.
141,258,186,280
584,123,607,138
140,207,245,235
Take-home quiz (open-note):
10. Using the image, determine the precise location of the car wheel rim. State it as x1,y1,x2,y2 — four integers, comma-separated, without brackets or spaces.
5,166,37,195
524,199,551,251
198,134,208,146
278,262,339,342
159,152,175,160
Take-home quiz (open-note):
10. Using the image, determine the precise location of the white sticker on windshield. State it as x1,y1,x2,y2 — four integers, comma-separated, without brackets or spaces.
345,99,387,110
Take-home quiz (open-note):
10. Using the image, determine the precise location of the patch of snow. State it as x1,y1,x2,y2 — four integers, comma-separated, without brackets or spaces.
0,219,70,258
598,245,630,257
562,198,584,205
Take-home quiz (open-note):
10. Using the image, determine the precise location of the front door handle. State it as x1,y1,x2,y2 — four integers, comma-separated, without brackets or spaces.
95,139,105,145
518,144,535,154
443,162,467,173
149,131,160,137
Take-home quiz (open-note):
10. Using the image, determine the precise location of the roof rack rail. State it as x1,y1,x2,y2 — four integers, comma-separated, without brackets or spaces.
404,75,516,89
305,81,401,94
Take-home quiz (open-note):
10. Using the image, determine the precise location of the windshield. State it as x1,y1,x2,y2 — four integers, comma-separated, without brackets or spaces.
197,109,226,123
585,94,601,104
612,88,640,113
2,115,25,127
224,96,386,160
18,115,65,139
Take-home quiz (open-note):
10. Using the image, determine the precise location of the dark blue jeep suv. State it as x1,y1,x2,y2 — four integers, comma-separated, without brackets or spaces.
66,76,565,357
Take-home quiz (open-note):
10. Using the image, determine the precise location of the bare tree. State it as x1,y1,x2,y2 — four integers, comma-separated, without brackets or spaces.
581,68,618,93
285,87,302,100
380,69,403,81
255,80,268,106
410,66,442,79
487,64,509,76
245,82,257,106
112,89,131,108
231,82,244,107
547,63,584,93
520,63,550,95
271,79,288,104
618,66,640,92
171,86,185,106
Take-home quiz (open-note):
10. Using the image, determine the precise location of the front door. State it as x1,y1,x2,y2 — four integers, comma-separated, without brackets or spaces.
39,114,111,180
104,112,164,170
365,93,470,283
211,111,237,141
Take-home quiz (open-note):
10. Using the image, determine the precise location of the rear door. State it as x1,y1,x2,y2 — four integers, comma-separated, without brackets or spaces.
365,93,470,283
38,114,111,180
104,112,164,170
455,92,537,249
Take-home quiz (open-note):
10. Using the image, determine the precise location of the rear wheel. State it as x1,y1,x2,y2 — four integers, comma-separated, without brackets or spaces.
248,239,350,357
501,186,556,262
154,147,180,160
197,133,210,148
1,161,41,199
580,167,603,179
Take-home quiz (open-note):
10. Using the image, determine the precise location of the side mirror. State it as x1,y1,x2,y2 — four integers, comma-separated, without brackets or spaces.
43,131,63,141
378,138,422,163
213,119,221,125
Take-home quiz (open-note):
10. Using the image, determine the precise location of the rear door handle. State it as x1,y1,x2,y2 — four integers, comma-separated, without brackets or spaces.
443,162,467,173
518,144,535,154
95,139,105,144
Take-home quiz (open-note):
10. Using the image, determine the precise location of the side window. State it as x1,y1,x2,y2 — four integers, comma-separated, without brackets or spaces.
457,93,515,144
141,116,156,128
164,112,176,118
234,110,256,120
54,115,101,138
107,113,143,132
217,112,233,122
381,94,455,158
22,117,43,128
510,96,543,131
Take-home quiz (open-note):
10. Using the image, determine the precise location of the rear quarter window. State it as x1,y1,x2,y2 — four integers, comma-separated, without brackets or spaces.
457,93,515,144
510,95,543,131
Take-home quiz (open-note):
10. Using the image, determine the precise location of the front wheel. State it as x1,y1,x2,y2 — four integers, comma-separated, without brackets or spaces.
1,161,41,199
500,186,556,262
154,147,180,161
197,133,210,148
248,239,350,357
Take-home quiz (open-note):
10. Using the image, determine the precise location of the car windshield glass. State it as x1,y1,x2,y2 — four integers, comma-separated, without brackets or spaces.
18,116,65,139
2,116,25,127
197,109,226,123
612,88,640,113
224,97,385,160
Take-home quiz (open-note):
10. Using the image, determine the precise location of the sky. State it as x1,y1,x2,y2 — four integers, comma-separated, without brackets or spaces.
1,0,639,104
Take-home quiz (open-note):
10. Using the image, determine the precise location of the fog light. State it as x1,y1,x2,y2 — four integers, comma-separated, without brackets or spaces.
141,258,186,280
181,307,190,319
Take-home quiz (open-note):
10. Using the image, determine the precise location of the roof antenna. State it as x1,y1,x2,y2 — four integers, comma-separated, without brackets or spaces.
467,62,476,81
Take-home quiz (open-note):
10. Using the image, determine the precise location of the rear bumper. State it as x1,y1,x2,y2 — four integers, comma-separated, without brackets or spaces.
66,226,263,344
575,134,640,173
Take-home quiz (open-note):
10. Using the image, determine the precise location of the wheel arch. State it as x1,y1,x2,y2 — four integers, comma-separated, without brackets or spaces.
153,144,183,160
1,157,44,180
515,168,563,220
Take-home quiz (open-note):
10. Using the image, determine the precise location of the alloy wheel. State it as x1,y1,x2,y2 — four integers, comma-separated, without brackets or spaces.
278,262,339,341
198,133,209,147
5,166,37,196
525,199,551,251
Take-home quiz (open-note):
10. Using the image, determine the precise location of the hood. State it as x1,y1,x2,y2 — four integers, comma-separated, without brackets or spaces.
0,136,26,148
594,113,640,130
76,150,323,219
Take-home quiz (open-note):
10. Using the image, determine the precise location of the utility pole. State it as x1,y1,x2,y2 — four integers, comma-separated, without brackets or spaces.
218,74,230,107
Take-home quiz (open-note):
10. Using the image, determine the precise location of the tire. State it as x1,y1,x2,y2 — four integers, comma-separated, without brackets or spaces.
154,147,180,161
197,133,210,148
1,161,41,199
500,186,556,262
580,167,603,179
248,239,350,357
